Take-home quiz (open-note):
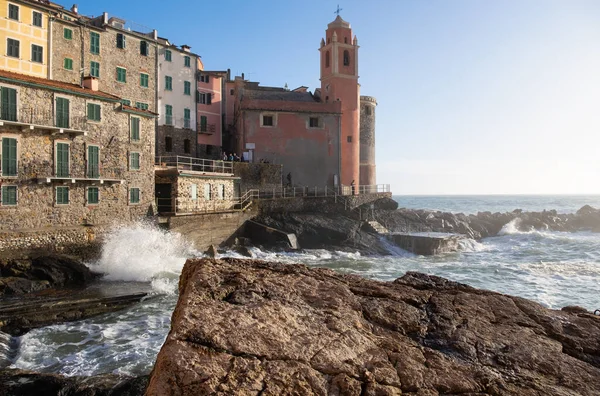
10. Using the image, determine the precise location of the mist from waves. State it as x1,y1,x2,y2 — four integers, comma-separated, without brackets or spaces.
9,220,600,377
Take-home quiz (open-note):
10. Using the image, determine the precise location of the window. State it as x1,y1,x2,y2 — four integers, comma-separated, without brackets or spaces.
32,11,42,27
204,183,211,200
184,56,190,67
343,50,350,66
325,51,330,68
56,186,69,205
64,28,72,40
55,97,70,128
31,44,43,63
344,37,348,44
90,61,100,78
184,81,191,95
347,136,352,143
55,142,69,177
365,106,371,115
165,136,172,152
199,74,210,83
87,145,99,178
309,117,320,128
165,104,172,125
262,115,274,127
165,76,172,91
1,186,17,206
116,67,126,83
184,108,191,129
87,103,101,122
199,115,207,132
1,137,17,176
90,32,100,54
1,87,18,122
116,33,125,49
130,152,140,170
218,184,225,200
165,49,171,61
130,117,140,141
140,73,148,88
87,187,99,205
190,184,197,200
63,58,73,70
129,187,140,204
121,99,131,106
7,38,19,58
184,139,190,154
140,41,148,56
8,4,18,20
135,102,148,110
230,89,234,96
198,92,212,105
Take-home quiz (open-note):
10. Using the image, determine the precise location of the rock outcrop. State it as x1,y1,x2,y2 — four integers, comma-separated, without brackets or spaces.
147,258,600,395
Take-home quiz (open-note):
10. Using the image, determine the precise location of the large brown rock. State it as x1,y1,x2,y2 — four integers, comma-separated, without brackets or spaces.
147,258,600,395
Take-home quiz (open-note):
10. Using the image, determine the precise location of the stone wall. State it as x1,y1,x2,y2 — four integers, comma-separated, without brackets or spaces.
156,125,197,158
255,192,392,214
52,19,157,111
0,82,155,231
233,162,282,192
359,96,376,186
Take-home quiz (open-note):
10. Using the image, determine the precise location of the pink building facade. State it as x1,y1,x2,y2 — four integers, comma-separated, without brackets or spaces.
196,60,226,159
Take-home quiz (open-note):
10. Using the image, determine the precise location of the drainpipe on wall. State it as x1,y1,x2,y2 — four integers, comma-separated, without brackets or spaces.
48,16,53,79
79,25,85,88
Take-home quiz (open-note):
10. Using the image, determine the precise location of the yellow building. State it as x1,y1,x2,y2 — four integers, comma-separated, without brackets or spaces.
0,0,52,78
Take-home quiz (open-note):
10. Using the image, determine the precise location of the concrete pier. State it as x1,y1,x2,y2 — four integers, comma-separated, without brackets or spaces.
386,232,463,255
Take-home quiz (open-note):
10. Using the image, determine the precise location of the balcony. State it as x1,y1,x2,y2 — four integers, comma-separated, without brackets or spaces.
38,165,126,185
0,107,87,136
155,155,233,176
198,123,216,134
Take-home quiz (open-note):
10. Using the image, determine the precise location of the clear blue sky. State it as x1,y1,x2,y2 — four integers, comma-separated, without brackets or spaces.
75,0,600,195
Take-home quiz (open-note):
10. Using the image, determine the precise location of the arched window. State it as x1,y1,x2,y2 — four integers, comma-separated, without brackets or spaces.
325,51,330,68
343,50,350,66
344,37,348,44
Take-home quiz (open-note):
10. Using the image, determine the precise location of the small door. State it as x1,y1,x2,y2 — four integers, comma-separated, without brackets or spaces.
155,183,173,213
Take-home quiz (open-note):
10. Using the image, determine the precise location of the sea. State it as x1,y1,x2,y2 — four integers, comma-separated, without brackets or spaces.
7,195,600,377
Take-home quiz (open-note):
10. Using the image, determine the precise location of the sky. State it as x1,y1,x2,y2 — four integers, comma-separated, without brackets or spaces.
74,0,600,195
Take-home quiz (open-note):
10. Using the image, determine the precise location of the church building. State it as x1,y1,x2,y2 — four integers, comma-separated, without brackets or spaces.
224,15,377,190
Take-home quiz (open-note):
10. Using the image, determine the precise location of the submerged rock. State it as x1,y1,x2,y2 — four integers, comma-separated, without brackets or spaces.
147,258,600,395
0,369,148,396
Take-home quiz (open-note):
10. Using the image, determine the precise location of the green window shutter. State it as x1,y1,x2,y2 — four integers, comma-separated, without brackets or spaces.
64,58,73,70
1,137,17,176
165,76,172,90
184,56,190,67
33,12,42,27
87,146,99,178
87,187,99,204
130,188,140,203
64,28,72,40
56,186,69,204
87,103,100,121
166,105,173,116
90,61,100,78
140,73,148,87
117,67,126,82
8,4,19,20
90,32,100,54
121,99,131,106
165,50,171,61
56,142,69,177
130,152,140,170
200,115,207,131
1,87,17,121
116,33,125,49
55,97,70,128
1,186,17,205
131,117,140,141
184,81,191,95
7,38,19,58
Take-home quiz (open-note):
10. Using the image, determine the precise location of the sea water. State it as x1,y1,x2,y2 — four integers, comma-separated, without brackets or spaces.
9,196,600,377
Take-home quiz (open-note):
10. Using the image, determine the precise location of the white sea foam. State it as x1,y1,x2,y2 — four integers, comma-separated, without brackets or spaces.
90,222,198,288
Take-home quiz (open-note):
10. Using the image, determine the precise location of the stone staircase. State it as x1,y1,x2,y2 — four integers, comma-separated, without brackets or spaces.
364,220,389,235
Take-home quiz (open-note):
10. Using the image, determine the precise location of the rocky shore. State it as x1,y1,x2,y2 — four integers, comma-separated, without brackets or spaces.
251,201,600,252
147,257,600,395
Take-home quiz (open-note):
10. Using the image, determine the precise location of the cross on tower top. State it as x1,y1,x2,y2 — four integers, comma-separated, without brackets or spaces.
334,4,343,16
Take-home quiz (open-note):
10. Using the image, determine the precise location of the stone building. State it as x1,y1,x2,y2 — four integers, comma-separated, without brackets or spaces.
50,7,158,113
360,96,377,186
155,39,200,158
224,15,377,191
0,70,156,230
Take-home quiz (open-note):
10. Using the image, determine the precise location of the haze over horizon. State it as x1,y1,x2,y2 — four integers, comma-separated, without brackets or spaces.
78,0,600,195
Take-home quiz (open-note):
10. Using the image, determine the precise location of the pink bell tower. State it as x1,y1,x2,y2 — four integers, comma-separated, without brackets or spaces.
319,13,360,190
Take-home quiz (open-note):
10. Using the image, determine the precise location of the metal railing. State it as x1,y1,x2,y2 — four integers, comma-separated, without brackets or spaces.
155,155,234,174
1,107,87,130
198,123,216,134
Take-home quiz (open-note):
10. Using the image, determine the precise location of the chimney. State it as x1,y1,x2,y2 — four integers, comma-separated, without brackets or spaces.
181,45,191,52
71,4,78,14
83,76,99,91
